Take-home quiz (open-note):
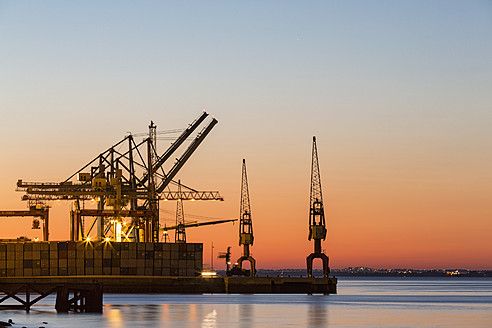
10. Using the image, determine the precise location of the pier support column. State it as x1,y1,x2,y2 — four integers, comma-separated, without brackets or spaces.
55,286,70,313
55,283,103,313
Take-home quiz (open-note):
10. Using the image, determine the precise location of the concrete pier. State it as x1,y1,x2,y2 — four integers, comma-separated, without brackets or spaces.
1,276,337,295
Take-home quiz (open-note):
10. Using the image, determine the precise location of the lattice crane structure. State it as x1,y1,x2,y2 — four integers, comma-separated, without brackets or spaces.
307,136,330,277
175,181,186,243
16,111,223,242
236,159,256,276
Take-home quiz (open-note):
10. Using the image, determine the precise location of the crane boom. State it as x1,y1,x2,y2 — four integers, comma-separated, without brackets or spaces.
160,218,237,231
309,136,326,239
140,111,209,186
156,118,218,194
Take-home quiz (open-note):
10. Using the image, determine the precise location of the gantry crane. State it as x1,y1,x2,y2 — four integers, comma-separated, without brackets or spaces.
0,208,50,241
236,159,256,276
307,136,330,277
16,111,223,242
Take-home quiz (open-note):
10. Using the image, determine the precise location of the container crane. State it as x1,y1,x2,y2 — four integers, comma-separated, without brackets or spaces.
0,208,50,241
16,112,223,243
307,136,330,277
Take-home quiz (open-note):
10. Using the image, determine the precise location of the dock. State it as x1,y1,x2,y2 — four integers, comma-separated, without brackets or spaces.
1,276,337,295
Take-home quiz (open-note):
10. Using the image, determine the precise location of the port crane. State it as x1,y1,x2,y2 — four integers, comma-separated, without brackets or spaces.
16,111,223,242
0,208,50,241
306,136,330,277
235,159,256,276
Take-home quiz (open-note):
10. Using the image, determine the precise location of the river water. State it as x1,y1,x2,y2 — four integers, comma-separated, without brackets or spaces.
1,277,491,327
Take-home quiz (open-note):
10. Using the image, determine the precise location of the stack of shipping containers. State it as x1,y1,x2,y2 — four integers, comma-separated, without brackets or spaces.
0,241,202,277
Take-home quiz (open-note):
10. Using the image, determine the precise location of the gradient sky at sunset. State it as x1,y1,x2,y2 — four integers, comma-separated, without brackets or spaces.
1,1,491,270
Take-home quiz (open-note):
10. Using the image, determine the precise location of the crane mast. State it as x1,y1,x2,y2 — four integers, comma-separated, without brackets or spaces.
147,121,159,243
175,181,186,243
236,159,256,276
306,136,330,277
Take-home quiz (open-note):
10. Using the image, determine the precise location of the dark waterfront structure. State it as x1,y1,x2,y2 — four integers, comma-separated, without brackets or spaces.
0,241,337,296
0,116,337,312
0,281,102,312
0,276,336,295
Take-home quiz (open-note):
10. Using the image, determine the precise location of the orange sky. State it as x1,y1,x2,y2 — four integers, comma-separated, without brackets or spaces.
0,128,490,270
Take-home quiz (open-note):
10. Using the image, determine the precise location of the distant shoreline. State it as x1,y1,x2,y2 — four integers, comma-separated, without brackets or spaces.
216,268,492,278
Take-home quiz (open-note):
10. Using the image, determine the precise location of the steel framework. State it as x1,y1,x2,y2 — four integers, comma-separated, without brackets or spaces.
16,111,222,242
174,181,186,243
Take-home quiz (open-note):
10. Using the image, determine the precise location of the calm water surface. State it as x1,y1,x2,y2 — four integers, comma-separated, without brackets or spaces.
2,277,491,327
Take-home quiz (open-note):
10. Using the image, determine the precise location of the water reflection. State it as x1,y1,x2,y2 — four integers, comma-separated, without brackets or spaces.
168,304,193,325
159,303,169,323
308,302,328,327
106,308,122,328
140,305,164,326
238,303,253,328
17,280,490,328
201,309,217,328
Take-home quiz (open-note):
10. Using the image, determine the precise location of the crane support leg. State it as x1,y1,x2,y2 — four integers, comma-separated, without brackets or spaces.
70,211,75,241
306,239,329,278
237,256,256,277
42,210,49,241
237,244,256,276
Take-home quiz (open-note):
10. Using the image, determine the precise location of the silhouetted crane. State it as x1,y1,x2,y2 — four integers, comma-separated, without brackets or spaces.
307,136,330,278
236,159,256,276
